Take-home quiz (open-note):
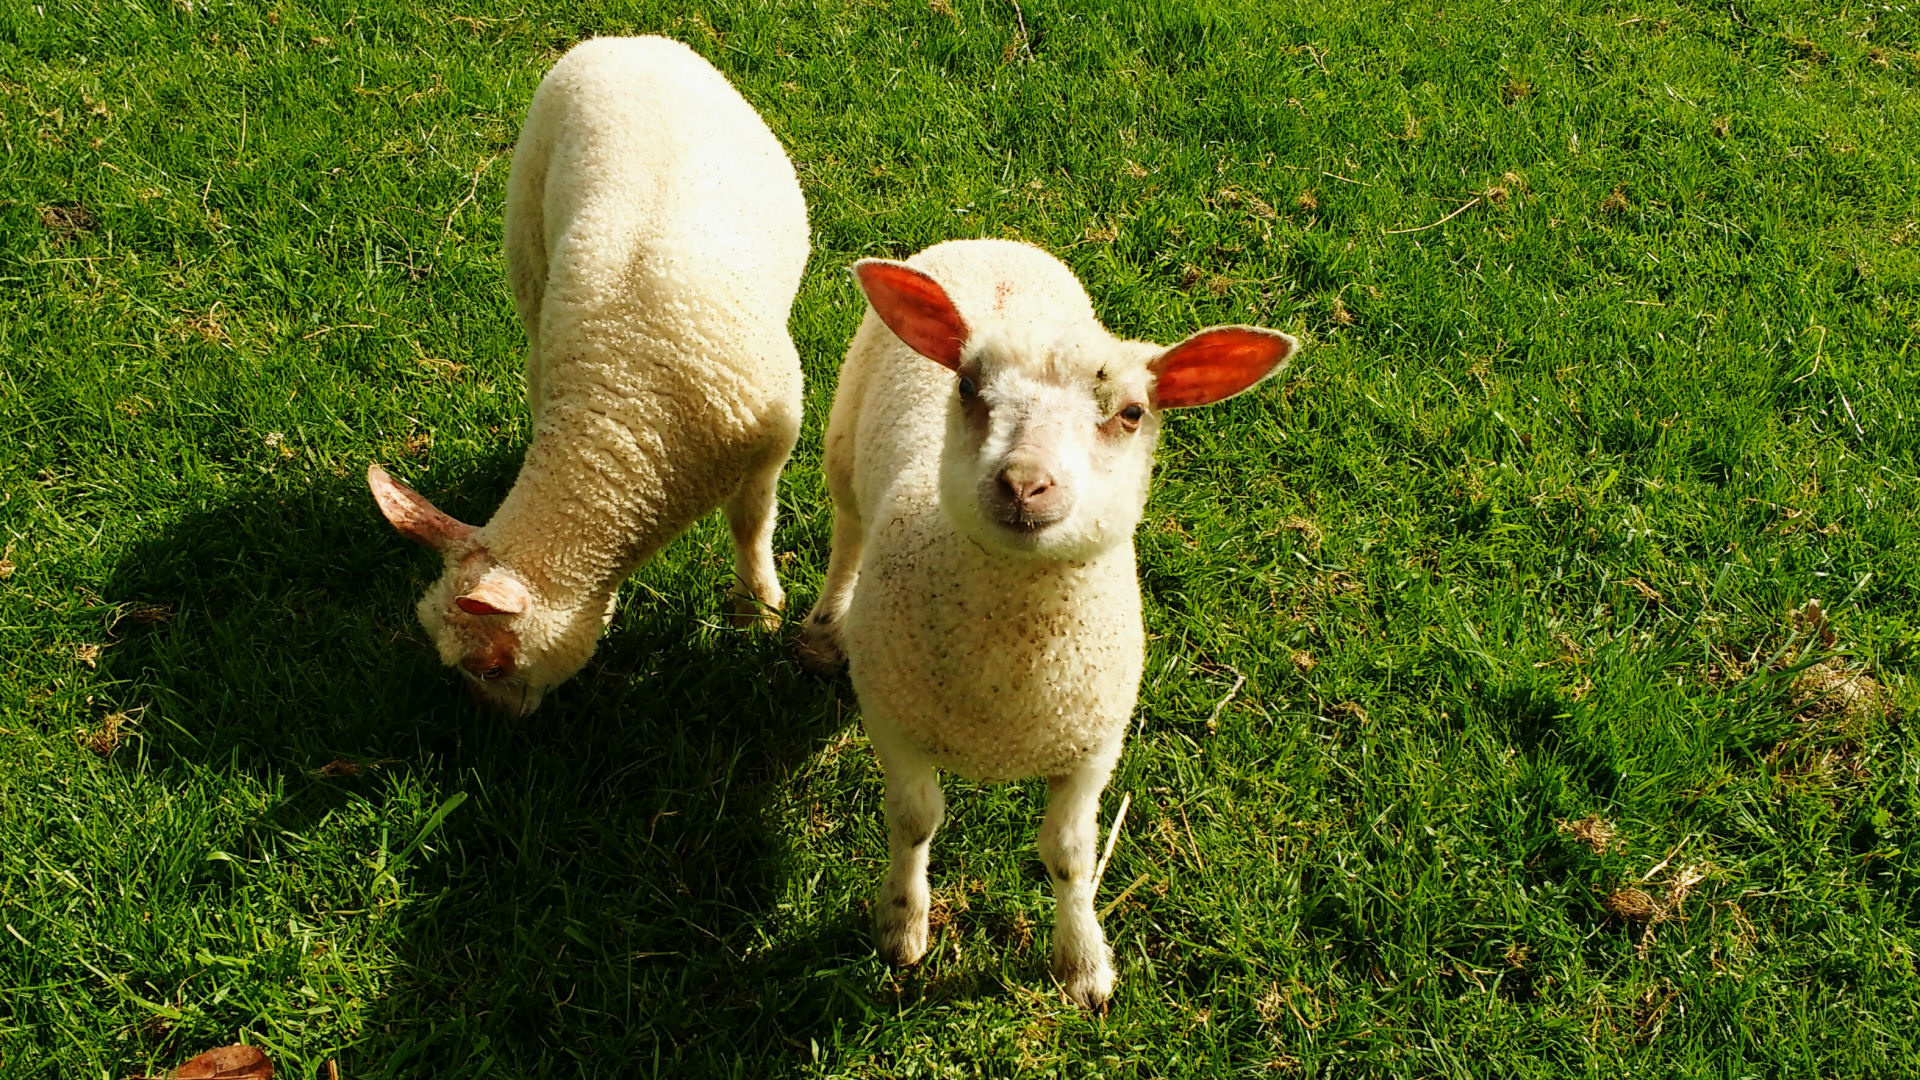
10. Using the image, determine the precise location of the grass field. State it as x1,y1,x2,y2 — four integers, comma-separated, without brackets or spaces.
4,0,1920,1075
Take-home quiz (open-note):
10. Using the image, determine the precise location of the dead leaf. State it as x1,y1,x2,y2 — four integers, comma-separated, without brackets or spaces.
168,1044,275,1079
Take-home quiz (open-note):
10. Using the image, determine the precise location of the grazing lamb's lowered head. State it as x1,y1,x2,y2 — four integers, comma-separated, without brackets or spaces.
852,252,1296,563
368,464,607,717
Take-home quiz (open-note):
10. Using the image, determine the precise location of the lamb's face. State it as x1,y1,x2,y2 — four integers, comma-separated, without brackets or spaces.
368,463,603,717
850,255,1298,563
939,332,1161,562
415,551,608,717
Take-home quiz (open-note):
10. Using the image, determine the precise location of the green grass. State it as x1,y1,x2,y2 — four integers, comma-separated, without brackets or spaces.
4,0,1920,1075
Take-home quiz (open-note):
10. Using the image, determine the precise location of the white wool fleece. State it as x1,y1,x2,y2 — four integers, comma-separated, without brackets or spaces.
371,36,808,714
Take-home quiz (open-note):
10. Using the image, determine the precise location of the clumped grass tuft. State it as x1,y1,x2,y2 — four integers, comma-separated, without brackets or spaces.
4,0,1920,1076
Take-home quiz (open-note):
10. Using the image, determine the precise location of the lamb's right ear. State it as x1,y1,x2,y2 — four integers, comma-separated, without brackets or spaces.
851,259,969,371
367,463,476,551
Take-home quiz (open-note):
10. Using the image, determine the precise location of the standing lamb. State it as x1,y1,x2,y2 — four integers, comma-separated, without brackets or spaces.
798,238,1297,1009
368,36,808,716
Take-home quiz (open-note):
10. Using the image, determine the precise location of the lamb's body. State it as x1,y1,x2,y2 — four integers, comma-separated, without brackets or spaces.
802,239,1297,1006
831,246,1145,783
804,240,1296,1009
369,37,808,714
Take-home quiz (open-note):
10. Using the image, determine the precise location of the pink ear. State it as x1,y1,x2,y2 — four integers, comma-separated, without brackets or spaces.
852,259,970,370
367,463,477,551
455,570,531,617
1149,326,1298,409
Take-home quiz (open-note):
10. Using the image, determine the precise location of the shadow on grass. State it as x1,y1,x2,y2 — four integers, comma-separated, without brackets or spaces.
97,455,882,1076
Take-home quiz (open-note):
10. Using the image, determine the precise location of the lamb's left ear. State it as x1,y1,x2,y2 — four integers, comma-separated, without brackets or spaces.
455,569,531,617
1148,326,1298,410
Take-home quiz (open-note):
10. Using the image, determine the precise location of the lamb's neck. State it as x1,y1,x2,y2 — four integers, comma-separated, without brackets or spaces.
971,539,1138,607
479,429,672,610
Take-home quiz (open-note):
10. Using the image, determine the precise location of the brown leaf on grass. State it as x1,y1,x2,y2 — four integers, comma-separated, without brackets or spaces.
168,1045,275,1079
1599,186,1631,215
1290,650,1318,674
1790,598,1837,647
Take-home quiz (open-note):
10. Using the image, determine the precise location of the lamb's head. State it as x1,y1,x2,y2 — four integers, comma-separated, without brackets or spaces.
852,256,1297,562
367,464,602,716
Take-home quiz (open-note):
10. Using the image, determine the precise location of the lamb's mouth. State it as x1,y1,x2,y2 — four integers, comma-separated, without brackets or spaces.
465,674,544,717
993,508,1065,536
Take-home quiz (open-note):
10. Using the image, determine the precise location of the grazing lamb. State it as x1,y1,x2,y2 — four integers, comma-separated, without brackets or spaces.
368,36,808,716
798,239,1297,1009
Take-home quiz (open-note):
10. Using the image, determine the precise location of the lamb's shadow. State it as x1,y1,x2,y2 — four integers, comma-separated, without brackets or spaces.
98,455,887,1075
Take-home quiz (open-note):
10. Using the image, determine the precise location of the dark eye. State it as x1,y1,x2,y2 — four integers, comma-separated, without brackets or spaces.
479,665,506,681
1120,404,1145,423
958,376,977,399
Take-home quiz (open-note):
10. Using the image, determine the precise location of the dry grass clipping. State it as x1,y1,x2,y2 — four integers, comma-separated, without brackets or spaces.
1558,815,1625,855
78,710,137,756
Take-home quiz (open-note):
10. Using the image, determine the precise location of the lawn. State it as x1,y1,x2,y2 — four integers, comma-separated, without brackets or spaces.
4,0,1920,1075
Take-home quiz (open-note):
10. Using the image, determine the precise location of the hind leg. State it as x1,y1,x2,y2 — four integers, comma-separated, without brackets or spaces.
722,427,796,631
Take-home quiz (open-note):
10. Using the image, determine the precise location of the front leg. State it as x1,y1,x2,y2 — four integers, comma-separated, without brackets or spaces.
1040,754,1122,1010
795,508,864,674
869,724,944,967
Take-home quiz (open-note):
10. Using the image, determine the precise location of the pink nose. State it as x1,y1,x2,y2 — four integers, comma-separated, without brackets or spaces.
994,453,1068,525
999,460,1051,503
